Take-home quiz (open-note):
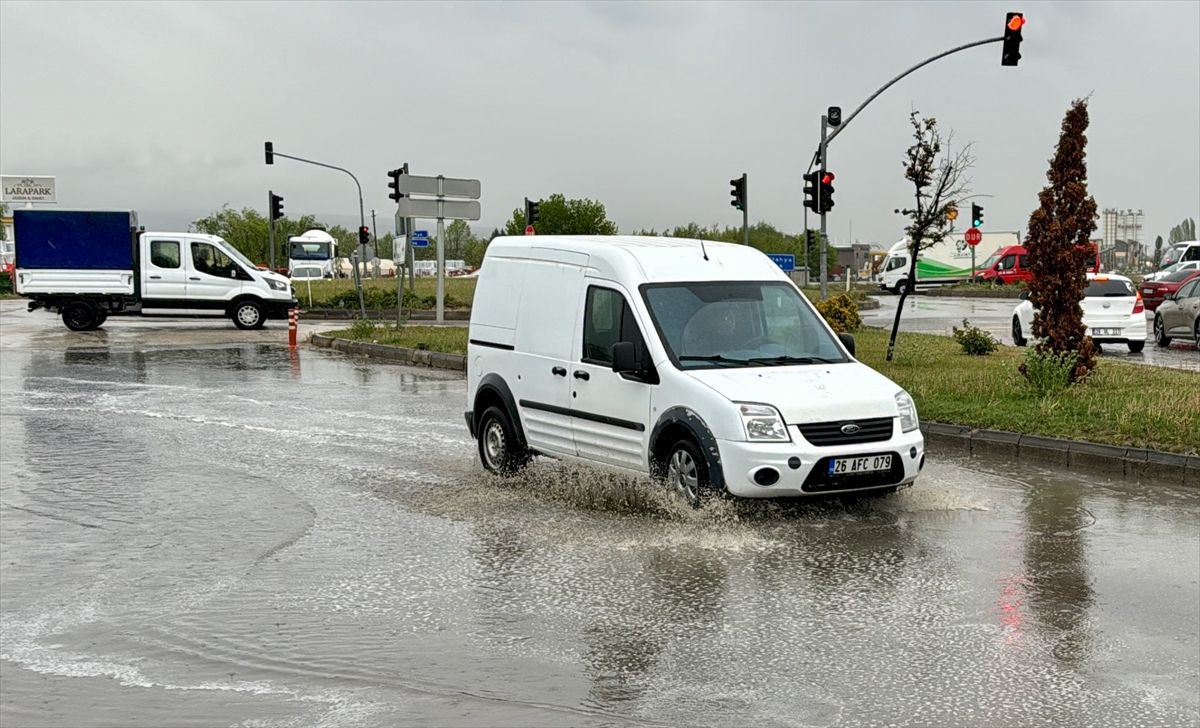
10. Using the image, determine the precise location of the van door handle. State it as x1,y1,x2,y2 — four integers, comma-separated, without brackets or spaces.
189,276,201,281
551,366,567,377
573,370,590,381
148,275,162,280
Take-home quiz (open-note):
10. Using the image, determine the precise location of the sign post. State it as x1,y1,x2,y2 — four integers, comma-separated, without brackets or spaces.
965,227,982,281
396,174,481,324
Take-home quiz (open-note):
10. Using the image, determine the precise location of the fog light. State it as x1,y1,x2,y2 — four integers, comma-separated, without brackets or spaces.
910,446,918,459
753,467,780,486
787,457,802,470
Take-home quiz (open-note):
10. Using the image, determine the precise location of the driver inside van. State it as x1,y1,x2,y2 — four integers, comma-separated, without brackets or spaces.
681,302,750,356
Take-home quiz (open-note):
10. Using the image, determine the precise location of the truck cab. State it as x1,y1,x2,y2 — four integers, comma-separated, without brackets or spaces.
287,229,337,279
974,243,1101,285
15,209,294,331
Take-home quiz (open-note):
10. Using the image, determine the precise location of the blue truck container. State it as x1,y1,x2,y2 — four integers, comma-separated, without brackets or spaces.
13,209,138,270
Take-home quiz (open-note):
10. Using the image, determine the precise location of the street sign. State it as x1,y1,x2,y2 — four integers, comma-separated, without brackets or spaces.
2,175,55,203
768,253,796,272
396,197,481,221
965,227,982,247
397,174,481,199
412,230,429,239
411,238,430,248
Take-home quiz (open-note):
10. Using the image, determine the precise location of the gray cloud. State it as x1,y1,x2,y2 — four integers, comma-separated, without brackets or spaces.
2,0,1197,247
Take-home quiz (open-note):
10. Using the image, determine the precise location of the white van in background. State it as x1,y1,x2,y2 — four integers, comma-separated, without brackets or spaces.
465,235,925,504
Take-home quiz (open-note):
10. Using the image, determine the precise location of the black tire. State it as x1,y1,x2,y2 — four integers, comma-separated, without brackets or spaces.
1193,319,1199,348
661,438,712,508
1154,315,1171,347
232,300,265,330
993,277,1004,286
1127,340,1145,353
891,281,907,296
62,301,99,331
94,312,108,329
1012,316,1026,347
477,405,528,475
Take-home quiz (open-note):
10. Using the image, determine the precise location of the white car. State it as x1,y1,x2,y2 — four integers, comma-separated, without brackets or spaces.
465,235,925,504
1011,273,1146,352
1143,259,1200,283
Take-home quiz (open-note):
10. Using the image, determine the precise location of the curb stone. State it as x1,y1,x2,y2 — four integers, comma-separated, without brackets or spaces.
309,333,466,371
924,421,1197,489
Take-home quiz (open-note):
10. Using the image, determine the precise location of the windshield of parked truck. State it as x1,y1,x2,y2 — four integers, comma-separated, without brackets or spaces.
642,281,849,369
980,250,1004,270
290,241,333,260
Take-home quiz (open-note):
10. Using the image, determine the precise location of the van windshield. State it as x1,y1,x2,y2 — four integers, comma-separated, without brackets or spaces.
642,281,849,369
213,238,256,270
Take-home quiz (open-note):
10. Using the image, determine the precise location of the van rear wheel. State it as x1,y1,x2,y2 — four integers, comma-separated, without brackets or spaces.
62,301,99,331
477,406,528,475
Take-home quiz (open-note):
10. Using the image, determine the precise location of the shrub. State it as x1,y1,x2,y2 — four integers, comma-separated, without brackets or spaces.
1021,348,1080,397
348,317,377,340
815,293,861,333
952,318,998,356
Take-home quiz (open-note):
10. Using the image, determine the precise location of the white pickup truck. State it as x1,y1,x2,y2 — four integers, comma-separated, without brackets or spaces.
15,209,296,331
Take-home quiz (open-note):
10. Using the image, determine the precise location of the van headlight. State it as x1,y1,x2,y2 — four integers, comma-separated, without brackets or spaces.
738,403,790,442
265,278,288,291
895,391,919,433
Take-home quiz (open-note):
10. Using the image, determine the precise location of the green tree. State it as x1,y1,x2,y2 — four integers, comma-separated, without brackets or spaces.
1022,98,1099,383
502,193,618,236
190,205,326,264
1168,217,1197,244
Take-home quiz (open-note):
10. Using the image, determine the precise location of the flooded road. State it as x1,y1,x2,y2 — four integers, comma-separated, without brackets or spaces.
2,305,1198,727
863,295,1200,371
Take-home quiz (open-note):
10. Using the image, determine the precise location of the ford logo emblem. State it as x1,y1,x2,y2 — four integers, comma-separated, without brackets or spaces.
841,423,861,435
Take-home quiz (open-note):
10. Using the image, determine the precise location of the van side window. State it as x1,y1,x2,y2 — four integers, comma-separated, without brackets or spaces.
1018,254,1029,269
191,242,236,278
1185,246,1200,262
998,254,1016,271
150,240,180,269
583,286,648,366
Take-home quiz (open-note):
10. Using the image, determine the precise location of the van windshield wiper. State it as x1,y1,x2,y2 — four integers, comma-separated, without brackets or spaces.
746,355,839,365
678,354,750,367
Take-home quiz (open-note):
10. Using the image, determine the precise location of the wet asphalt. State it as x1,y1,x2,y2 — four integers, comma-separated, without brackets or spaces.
1,301,1198,727
862,294,1200,371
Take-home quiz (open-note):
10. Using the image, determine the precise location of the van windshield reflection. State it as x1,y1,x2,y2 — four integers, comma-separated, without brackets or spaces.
642,281,848,369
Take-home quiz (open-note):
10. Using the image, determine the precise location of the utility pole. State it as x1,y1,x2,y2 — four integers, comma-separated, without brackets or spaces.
267,190,276,271
819,116,829,300
371,209,381,278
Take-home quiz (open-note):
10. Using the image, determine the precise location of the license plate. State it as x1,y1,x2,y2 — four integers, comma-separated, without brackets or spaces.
1091,328,1120,336
828,454,892,476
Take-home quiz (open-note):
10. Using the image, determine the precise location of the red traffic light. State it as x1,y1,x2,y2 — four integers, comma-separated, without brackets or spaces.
1007,14,1025,31
821,172,835,184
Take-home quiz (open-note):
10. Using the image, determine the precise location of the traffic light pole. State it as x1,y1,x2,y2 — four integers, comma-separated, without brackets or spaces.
819,115,829,300
268,149,367,317
742,175,749,247
267,190,276,272
814,34,1006,301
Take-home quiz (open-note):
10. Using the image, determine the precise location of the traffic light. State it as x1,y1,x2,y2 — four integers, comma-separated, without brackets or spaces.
358,225,370,247
972,203,984,228
524,197,540,226
729,173,747,211
269,192,284,221
388,164,409,202
818,171,835,213
1002,12,1025,67
803,171,819,212
264,141,274,165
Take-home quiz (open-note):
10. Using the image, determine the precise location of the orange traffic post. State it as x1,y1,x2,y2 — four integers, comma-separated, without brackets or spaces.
288,307,298,349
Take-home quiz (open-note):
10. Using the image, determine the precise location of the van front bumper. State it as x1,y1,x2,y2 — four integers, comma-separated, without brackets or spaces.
264,298,300,318
716,428,925,498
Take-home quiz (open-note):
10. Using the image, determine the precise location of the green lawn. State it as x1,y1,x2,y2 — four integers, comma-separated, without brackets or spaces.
323,323,470,354
294,277,477,310
322,323,1199,454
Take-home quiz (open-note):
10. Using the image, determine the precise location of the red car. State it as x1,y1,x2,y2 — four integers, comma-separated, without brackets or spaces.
1140,269,1200,311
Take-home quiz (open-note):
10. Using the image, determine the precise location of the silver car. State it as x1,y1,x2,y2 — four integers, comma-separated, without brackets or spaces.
1153,274,1200,348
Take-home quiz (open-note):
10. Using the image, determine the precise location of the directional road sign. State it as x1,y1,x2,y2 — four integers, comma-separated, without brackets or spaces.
768,253,796,272
412,230,429,239
396,197,481,221
411,238,430,248
397,174,481,199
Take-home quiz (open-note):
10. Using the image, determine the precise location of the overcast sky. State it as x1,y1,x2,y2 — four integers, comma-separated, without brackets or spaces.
2,1,1197,247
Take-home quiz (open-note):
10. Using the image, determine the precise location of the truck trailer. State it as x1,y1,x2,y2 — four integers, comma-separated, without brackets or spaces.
879,231,1020,294
14,209,296,331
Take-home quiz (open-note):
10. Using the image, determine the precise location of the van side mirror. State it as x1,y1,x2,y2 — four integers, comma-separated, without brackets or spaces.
1019,290,1031,300
612,341,639,374
838,333,856,356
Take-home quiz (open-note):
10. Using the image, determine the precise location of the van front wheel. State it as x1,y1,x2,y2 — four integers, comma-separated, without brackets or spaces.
232,300,265,330
663,439,712,508
477,406,528,475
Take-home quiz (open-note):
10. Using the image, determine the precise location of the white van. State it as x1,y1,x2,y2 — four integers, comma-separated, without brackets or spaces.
465,236,925,503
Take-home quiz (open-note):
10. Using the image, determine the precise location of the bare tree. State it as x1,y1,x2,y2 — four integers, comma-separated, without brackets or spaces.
886,112,974,361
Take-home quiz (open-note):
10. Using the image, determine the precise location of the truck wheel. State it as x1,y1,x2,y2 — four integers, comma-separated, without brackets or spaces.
62,301,99,331
891,281,907,296
94,312,108,329
232,300,265,330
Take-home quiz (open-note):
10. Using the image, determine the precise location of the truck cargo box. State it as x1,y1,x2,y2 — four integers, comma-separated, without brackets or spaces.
14,209,138,295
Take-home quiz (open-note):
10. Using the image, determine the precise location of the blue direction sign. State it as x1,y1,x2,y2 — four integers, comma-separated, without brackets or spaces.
411,229,430,248
412,230,429,239
768,253,796,272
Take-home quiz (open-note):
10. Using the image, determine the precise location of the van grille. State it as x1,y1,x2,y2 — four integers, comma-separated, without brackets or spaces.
798,417,894,446
802,452,905,493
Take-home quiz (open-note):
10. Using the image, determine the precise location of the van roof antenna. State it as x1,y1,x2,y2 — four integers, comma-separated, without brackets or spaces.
699,237,709,261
